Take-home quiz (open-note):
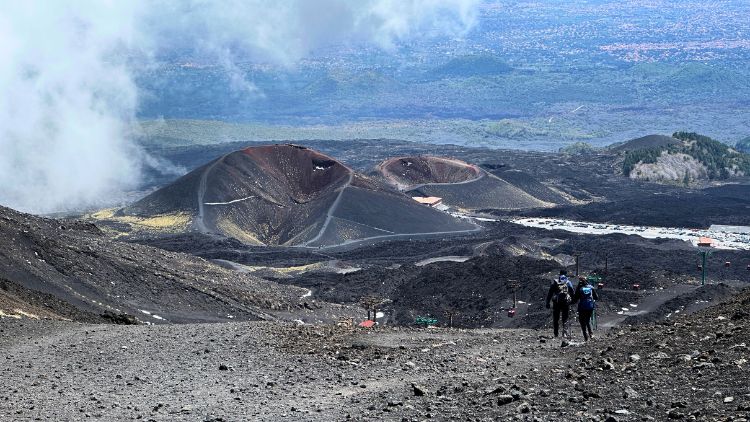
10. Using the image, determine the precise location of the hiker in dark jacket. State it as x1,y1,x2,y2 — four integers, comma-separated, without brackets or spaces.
571,276,600,341
546,270,575,338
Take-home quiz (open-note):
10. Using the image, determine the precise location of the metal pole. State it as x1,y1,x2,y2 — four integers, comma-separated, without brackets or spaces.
604,254,609,283
508,279,519,308
701,251,707,286
575,253,581,276
592,308,597,330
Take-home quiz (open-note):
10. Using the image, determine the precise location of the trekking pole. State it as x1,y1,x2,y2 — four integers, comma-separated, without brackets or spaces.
592,308,597,330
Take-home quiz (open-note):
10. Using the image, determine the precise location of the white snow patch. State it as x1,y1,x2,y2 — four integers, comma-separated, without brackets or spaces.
204,196,255,206
140,309,164,321
510,217,750,251
415,256,471,266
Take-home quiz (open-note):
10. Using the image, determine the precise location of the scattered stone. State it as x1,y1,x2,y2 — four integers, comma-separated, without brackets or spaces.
412,383,426,397
484,386,507,396
600,358,616,371
623,386,640,399
516,402,530,413
667,408,685,419
497,395,515,406
614,409,630,415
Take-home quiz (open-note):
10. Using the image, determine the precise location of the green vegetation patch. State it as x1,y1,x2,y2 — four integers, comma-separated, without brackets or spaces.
623,132,750,179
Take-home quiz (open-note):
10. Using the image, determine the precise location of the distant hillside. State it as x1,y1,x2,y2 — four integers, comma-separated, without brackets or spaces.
608,134,680,153
559,141,597,155
737,137,750,153
426,55,512,79
621,132,750,184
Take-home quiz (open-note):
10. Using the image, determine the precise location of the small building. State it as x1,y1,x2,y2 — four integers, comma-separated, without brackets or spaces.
697,237,715,247
411,196,443,207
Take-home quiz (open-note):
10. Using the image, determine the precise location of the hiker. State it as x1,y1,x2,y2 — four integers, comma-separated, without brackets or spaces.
571,276,599,341
545,270,575,338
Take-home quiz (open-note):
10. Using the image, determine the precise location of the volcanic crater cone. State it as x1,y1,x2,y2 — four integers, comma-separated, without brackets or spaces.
377,156,483,190
377,156,566,210
124,145,476,247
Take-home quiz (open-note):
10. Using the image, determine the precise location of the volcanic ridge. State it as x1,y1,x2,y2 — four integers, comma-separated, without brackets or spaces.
0,205,349,324
123,145,476,247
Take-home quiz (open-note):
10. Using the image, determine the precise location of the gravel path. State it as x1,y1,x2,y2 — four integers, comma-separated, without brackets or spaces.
1,288,748,421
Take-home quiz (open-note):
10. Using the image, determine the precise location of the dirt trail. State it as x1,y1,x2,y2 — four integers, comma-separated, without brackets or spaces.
195,154,229,233
0,319,559,421
299,172,355,247
597,283,699,329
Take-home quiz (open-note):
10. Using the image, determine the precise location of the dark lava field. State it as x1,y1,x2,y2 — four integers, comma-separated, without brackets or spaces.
1,137,749,421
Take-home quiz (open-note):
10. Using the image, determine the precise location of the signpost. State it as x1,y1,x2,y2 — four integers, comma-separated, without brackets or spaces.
586,275,601,330
696,237,715,286
507,279,521,318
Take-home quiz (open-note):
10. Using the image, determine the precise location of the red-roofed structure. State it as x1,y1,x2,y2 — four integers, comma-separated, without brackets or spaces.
412,196,443,207
697,237,714,247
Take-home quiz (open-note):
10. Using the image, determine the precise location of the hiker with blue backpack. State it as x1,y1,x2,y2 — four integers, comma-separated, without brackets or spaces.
571,276,599,341
545,270,575,339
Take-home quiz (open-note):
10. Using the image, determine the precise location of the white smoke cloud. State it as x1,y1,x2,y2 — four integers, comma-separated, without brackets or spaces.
0,0,479,214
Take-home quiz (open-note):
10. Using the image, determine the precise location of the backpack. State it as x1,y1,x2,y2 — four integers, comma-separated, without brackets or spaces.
553,277,571,304
579,286,595,310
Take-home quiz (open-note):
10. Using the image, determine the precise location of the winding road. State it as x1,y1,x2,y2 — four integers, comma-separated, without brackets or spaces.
297,171,355,247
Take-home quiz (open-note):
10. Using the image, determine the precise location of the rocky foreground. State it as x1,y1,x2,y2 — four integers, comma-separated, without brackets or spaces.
1,288,748,421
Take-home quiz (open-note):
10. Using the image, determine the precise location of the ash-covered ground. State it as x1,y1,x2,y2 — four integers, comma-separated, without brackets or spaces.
1,287,748,421
1,138,748,421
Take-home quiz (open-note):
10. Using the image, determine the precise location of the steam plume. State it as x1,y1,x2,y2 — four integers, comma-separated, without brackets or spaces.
0,0,478,213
